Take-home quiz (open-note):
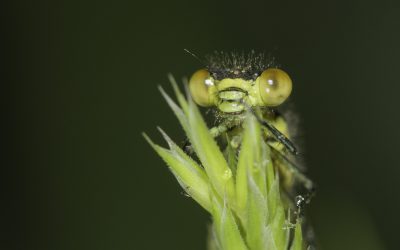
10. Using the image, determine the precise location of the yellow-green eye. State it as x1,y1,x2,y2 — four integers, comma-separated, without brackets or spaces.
258,68,292,106
188,69,214,107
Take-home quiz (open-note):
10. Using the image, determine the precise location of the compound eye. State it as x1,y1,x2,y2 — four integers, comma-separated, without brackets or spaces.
188,69,214,107
258,68,292,106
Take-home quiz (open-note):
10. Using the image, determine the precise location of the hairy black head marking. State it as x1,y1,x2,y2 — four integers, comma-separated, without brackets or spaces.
205,51,277,80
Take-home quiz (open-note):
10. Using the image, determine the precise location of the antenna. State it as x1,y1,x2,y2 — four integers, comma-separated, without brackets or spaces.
183,49,205,66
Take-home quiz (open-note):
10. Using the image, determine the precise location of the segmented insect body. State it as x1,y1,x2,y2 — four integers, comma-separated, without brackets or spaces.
187,51,316,247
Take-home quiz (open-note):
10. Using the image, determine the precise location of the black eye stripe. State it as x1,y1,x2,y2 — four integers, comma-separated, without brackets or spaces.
218,87,248,94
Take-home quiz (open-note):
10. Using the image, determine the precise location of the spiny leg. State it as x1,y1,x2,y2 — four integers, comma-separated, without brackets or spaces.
248,106,299,155
243,105,315,210
270,147,316,215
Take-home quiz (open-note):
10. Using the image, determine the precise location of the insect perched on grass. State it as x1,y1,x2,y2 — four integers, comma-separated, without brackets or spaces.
186,51,315,208
144,50,317,250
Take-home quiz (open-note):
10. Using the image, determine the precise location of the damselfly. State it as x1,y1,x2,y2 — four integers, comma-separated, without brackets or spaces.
145,50,317,249
186,51,314,199
186,51,316,247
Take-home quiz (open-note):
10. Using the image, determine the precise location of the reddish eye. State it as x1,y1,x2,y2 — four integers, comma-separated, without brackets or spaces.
258,68,292,106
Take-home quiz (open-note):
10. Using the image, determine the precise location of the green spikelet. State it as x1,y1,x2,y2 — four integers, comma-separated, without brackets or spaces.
143,77,307,250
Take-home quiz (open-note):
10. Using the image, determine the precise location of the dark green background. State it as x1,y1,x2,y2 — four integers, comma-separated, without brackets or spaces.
4,0,400,249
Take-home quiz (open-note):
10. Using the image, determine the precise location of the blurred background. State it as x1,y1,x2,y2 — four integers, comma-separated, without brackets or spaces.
4,0,400,249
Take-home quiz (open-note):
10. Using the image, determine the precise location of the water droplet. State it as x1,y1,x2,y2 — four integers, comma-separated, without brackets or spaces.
222,169,232,180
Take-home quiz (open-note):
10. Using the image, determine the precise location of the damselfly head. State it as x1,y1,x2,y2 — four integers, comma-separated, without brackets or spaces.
188,51,293,114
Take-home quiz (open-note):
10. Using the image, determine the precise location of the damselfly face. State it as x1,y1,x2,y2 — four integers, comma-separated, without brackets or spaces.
188,52,293,114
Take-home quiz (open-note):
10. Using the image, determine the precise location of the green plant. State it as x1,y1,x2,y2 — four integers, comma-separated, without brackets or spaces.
143,76,306,250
